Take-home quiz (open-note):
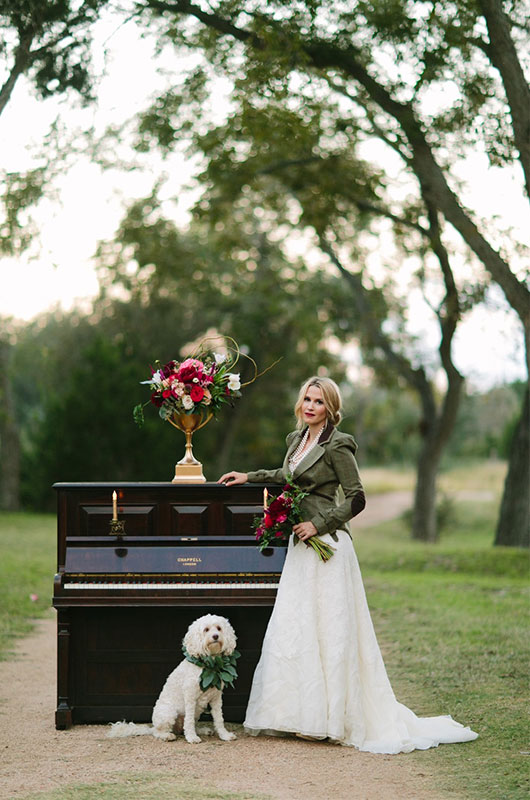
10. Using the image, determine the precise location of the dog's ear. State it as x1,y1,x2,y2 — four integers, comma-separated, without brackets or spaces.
221,620,237,654
183,619,204,658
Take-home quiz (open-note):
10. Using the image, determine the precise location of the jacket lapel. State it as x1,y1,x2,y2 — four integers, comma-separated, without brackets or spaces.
284,423,336,479
291,442,325,479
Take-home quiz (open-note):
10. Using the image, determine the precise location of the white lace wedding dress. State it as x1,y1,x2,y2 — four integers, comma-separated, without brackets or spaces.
244,530,478,754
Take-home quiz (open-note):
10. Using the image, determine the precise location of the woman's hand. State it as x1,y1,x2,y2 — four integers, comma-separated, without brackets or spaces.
218,471,248,486
292,521,318,541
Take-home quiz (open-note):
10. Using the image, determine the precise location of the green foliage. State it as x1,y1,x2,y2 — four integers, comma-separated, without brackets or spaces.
0,0,108,103
183,646,241,691
446,383,522,460
0,167,48,255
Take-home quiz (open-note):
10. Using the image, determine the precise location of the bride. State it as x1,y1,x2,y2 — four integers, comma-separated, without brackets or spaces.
219,376,478,754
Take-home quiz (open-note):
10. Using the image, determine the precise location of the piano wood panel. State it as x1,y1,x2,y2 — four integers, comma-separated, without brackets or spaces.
80,505,157,537
170,504,209,536
224,505,263,536
66,606,272,724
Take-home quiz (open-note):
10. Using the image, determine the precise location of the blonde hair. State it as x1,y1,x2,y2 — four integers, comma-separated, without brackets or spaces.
294,376,342,429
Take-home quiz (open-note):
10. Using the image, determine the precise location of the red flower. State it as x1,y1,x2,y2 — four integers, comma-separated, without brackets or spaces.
264,512,274,529
162,389,171,398
276,512,288,523
190,385,205,402
151,393,163,407
269,496,287,514
177,358,205,383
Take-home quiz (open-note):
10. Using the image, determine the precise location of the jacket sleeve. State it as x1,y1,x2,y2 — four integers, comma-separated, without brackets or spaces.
246,467,285,484
310,440,366,535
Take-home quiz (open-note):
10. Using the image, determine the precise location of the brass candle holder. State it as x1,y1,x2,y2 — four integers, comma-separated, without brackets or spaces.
109,491,126,538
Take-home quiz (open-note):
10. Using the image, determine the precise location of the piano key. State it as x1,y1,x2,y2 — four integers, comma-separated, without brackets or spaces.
63,582,279,590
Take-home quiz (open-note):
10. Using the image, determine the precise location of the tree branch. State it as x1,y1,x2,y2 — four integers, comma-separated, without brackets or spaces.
478,0,530,200
144,0,529,361
0,29,34,119
317,233,433,404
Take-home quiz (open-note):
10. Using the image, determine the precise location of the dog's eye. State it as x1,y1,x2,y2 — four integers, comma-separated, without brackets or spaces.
204,627,209,632
216,626,221,631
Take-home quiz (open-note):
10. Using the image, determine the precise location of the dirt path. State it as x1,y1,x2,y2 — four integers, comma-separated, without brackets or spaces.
0,493,459,800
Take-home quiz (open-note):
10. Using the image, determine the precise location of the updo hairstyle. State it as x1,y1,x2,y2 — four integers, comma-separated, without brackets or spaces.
294,376,343,430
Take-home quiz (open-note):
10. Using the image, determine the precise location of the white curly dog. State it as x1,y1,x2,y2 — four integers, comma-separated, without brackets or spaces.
108,614,237,744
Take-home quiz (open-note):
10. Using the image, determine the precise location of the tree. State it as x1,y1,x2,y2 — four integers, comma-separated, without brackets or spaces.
494,384,529,547
96,197,349,474
0,332,20,510
133,0,529,544
15,207,346,509
0,0,109,118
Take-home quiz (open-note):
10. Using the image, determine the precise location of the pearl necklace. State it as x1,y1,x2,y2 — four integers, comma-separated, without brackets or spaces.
289,424,326,472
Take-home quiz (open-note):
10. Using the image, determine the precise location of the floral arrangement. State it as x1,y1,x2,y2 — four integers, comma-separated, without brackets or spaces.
253,479,335,562
133,344,244,427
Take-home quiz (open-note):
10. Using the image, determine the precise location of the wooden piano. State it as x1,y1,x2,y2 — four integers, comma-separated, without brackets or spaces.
52,482,285,729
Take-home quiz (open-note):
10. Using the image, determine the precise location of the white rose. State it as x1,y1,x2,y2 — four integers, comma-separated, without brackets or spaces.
227,373,241,391
182,394,194,410
214,352,226,364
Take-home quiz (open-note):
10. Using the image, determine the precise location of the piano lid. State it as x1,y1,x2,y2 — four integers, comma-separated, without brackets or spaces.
64,545,286,576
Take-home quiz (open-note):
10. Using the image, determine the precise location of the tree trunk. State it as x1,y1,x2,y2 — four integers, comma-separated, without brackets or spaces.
411,366,464,542
0,339,21,510
494,384,530,547
412,435,439,542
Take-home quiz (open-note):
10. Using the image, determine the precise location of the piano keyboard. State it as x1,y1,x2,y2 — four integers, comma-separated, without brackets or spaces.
64,581,279,590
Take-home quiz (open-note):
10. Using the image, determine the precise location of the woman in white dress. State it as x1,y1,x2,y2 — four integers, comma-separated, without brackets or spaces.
218,376,478,754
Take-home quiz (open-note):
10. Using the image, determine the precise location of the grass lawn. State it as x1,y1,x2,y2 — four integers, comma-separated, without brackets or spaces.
20,775,270,800
0,460,528,800
0,511,56,658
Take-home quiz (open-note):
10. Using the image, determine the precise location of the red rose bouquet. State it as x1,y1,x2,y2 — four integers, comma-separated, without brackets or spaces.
253,479,335,562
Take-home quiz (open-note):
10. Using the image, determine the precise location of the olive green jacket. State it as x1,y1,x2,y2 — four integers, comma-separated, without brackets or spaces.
247,422,366,536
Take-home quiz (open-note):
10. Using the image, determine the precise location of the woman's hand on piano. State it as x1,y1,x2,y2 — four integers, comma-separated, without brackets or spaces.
218,471,248,485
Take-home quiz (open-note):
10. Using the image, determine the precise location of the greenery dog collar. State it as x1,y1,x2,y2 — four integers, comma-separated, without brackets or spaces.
182,645,240,691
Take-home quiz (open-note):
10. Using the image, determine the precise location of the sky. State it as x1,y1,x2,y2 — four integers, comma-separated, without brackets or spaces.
0,11,528,391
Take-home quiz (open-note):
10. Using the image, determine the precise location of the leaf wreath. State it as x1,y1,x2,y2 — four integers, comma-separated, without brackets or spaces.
182,645,241,692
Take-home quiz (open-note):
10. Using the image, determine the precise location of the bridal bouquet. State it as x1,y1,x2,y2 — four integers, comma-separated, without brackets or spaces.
253,479,335,562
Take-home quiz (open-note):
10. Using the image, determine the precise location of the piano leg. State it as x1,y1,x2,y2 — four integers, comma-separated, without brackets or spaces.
55,610,73,729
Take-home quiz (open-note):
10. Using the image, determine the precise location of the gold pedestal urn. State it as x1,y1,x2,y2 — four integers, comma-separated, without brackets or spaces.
168,412,213,483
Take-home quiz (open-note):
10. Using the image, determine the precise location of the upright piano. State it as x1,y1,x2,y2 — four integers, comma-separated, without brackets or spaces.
52,482,284,729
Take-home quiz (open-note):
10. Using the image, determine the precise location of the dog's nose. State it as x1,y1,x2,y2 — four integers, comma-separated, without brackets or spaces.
212,633,219,640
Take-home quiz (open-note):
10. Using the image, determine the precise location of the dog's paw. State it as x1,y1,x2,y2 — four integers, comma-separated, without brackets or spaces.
152,730,177,741
185,733,202,744
218,730,237,741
